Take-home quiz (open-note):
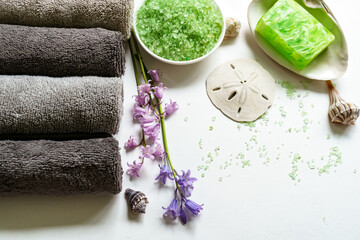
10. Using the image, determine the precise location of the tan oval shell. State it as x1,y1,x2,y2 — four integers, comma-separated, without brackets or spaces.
206,59,276,122
327,81,359,125
125,188,149,214
224,17,241,40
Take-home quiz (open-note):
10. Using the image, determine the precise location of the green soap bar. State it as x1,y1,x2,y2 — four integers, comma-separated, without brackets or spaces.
255,0,335,69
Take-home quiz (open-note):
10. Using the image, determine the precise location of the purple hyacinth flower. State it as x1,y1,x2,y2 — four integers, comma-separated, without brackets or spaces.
124,136,138,150
152,142,165,159
148,69,161,83
138,83,151,94
163,198,179,219
152,83,168,100
126,161,142,178
132,104,147,120
134,92,149,106
155,164,174,184
177,170,197,197
139,145,155,160
184,199,203,216
164,99,179,117
139,114,160,142
179,207,188,224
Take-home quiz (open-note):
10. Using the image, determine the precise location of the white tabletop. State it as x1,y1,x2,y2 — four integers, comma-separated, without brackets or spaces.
1,0,360,239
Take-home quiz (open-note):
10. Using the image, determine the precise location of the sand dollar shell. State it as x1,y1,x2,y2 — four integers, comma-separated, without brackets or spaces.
206,59,276,122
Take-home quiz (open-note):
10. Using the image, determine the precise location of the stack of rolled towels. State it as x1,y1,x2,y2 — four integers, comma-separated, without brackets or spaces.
0,0,134,195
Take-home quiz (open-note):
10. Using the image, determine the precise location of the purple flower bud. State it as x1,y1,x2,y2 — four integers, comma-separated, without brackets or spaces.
184,199,203,216
148,69,161,83
152,83,168,100
124,136,138,150
163,198,179,219
179,207,188,224
165,99,179,117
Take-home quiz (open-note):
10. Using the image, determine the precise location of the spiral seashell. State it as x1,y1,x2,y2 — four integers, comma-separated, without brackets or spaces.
125,188,149,214
327,80,359,125
224,17,241,40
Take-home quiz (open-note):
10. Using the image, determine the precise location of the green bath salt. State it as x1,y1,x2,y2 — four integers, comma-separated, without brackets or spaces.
255,0,335,69
136,0,223,61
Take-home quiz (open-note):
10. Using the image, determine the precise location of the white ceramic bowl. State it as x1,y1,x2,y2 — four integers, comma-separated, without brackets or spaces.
134,0,226,65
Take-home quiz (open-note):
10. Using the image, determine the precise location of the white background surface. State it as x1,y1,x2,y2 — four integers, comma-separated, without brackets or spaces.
1,0,360,239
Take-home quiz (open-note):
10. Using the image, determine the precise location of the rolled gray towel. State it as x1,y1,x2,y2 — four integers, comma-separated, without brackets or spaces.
0,135,122,195
0,75,123,135
0,24,125,77
0,0,134,39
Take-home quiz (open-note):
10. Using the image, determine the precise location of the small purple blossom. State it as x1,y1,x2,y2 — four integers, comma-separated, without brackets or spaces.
124,136,138,150
164,99,179,117
140,145,155,160
152,142,165,159
138,83,151,94
138,114,160,142
134,92,149,106
177,170,197,197
163,198,179,219
155,164,174,184
132,104,147,120
184,199,203,216
152,83,168,100
179,207,188,224
126,161,142,178
148,69,161,83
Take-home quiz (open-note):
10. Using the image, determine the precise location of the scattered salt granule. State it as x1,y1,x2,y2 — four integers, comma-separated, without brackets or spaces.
279,80,297,99
198,139,203,149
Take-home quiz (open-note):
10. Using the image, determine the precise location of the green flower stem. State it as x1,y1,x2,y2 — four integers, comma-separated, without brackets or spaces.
128,38,146,159
128,39,141,87
131,31,159,115
130,31,182,197
132,29,149,85
157,100,181,193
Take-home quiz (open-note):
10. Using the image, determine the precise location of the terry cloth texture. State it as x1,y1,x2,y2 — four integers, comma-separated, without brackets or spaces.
0,0,134,39
0,135,123,195
0,75,123,135
0,24,125,77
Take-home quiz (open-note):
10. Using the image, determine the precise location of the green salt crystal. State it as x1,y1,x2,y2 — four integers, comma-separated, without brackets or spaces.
279,106,287,117
198,139,203,149
136,0,223,61
280,81,296,99
255,0,335,69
